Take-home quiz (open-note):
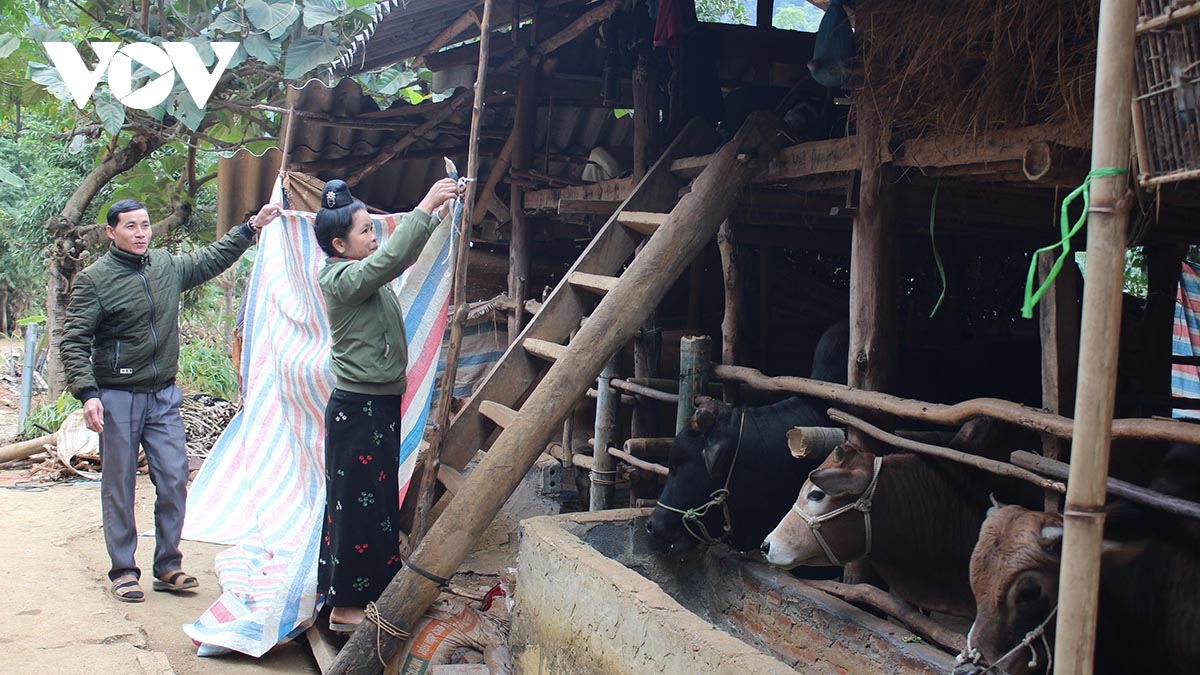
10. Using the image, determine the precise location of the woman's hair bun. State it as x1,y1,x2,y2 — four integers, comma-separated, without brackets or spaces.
321,179,354,210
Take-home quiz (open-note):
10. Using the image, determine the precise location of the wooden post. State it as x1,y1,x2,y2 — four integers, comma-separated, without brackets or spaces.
847,97,896,447
1142,244,1185,417
590,355,619,510
676,335,711,434
758,244,770,370
508,60,538,342
756,0,774,28
1054,1,1137,674
632,54,658,182
1037,249,1080,512
411,0,495,547
717,218,742,404
686,260,704,330
327,111,780,675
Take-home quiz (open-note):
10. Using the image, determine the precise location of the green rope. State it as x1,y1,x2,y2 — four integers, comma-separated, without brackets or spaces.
928,180,946,317
1020,167,1129,319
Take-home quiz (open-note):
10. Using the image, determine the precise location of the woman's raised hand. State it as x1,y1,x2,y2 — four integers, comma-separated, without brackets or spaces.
416,177,461,216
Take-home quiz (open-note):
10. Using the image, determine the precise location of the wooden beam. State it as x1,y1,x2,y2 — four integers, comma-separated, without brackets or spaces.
525,177,635,211
437,464,465,494
413,6,482,68
509,59,538,342
1037,249,1081,512
556,198,622,216
711,364,1200,445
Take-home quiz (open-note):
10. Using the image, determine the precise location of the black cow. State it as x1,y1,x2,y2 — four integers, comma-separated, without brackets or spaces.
647,394,830,553
646,319,848,553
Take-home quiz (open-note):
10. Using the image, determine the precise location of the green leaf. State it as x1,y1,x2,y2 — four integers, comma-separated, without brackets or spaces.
244,0,301,40
613,108,633,119
210,10,245,35
28,61,72,102
283,35,341,80
0,165,24,188
170,88,207,131
0,34,19,59
244,32,282,66
94,88,126,135
303,0,345,29
398,85,424,105
346,0,376,7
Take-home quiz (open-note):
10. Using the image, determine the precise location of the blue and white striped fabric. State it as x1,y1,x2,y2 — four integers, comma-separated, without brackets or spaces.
1172,261,1200,420
181,206,453,657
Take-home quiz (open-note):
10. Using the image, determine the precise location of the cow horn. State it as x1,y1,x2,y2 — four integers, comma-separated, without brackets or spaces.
987,493,1007,516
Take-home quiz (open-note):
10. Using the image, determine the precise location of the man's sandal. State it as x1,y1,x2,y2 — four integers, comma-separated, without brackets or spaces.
110,577,145,603
152,570,199,592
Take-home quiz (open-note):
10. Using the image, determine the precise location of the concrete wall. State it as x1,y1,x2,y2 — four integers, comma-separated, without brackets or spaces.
512,509,956,675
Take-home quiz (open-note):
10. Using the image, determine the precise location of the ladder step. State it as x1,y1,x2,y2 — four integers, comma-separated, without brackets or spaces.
523,338,568,363
568,271,620,295
437,464,464,494
617,211,669,236
479,399,519,428
669,154,711,179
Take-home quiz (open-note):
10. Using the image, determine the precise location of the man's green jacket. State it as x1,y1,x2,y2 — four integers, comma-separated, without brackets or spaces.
60,225,256,402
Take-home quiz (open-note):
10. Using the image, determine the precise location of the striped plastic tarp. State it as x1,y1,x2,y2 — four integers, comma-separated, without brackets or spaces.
1172,261,1200,420
181,209,453,656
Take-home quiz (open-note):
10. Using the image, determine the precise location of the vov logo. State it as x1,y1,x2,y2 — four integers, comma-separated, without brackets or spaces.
42,41,240,110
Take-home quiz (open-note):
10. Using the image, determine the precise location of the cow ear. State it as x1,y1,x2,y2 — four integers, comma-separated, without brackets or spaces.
1099,537,1147,568
702,439,734,478
809,467,869,497
1039,525,1064,561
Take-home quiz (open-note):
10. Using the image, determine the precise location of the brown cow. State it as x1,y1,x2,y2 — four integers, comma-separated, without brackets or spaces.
760,430,1036,617
956,444,1200,675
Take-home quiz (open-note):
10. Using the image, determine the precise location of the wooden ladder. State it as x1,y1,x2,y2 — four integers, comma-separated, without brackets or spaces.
333,112,783,670
399,112,782,527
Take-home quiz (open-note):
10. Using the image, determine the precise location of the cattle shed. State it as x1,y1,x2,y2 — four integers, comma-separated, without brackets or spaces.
217,0,1200,673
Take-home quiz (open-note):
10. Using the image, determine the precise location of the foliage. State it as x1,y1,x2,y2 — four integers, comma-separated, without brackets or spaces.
774,5,824,32
20,390,80,439
697,0,752,24
177,338,239,400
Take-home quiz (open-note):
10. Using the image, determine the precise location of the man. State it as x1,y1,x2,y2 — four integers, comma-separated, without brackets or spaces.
60,199,281,602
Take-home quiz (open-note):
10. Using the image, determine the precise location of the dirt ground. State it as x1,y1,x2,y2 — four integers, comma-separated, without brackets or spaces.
0,336,317,674
0,337,521,675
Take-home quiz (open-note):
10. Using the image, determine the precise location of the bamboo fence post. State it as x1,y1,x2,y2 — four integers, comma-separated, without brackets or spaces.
590,355,619,510
1054,2,1138,673
676,335,711,433
411,0,495,548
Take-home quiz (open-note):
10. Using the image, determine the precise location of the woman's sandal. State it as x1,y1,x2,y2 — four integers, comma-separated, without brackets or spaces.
110,576,145,603
152,570,199,592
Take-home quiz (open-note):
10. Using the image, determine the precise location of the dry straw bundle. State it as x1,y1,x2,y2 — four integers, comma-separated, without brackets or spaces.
855,0,1099,143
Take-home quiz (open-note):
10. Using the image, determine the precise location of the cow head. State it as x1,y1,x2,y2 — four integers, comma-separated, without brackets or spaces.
761,442,878,568
647,396,742,552
956,505,1147,675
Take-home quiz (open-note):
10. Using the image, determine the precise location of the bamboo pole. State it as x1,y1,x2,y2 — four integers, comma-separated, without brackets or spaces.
1054,1,1138,673
1011,451,1200,521
411,0,495,548
326,111,780,674
717,218,741,405
710,364,1200,446
590,356,619,510
676,335,711,433
0,433,57,464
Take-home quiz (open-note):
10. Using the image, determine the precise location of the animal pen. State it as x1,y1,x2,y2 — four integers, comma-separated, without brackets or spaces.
214,0,1200,673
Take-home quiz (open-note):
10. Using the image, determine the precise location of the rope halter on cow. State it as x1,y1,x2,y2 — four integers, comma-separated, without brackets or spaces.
953,605,1058,675
790,455,883,567
656,410,746,546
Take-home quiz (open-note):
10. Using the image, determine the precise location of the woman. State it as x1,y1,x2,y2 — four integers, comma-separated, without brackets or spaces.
313,177,459,631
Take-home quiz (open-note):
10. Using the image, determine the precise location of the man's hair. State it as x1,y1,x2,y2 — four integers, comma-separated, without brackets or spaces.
106,199,148,228
314,201,367,257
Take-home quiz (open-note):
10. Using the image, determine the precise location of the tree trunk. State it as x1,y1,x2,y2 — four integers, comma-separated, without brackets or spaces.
45,132,164,395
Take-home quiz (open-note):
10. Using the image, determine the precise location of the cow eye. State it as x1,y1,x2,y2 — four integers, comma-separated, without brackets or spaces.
1015,579,1043,606
807,489,825,502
